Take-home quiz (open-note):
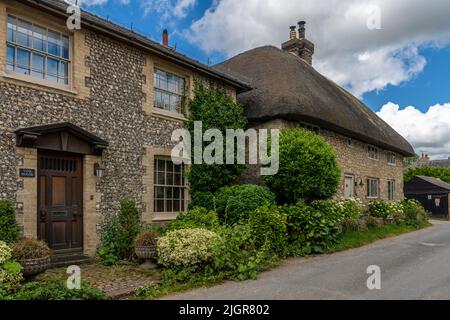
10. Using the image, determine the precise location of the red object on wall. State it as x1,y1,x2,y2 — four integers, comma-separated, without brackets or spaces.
435,198,441,207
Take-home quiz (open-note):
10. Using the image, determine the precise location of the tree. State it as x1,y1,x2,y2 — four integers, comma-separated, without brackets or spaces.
264,128,341,204
404,166,450,183
187,84,247,194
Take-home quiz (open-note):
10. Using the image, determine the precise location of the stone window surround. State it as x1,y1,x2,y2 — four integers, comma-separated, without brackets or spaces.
387,179,396,201
142,146,190,223
368,145,379,161
2,9,74,92
0,1,90,99
367,177,380,199
387,152,397,166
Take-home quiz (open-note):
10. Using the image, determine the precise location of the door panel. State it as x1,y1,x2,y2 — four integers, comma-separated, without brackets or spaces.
344,176,354,199
38,152,83,252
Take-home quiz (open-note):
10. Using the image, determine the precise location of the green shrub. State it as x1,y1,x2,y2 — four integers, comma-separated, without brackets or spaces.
402,199,429,226
134,230,160,247
6,278,106,300
215,184,276,225
340,218,366,233
167,207,219,231
369,200,403,219
247,205,287,255
333,198,363,219
0,241,23,294
209,225,276,281
187,84,247,194
190,192,216,211
365,216,384,229
0,200,19,244
98,199,140,264
281,201,343,255
11,238,50,260
264,128,341,204
157,228,221,270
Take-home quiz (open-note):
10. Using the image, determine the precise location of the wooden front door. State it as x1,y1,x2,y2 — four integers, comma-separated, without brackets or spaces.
37,152,83,252
344,176,354,199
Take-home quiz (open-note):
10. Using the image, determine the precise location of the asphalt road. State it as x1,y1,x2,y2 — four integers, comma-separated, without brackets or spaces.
165,221,450,300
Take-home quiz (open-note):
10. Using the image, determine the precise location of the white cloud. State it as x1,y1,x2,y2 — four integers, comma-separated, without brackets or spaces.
141,0,196,20
185,0,450,97
377,102,450,159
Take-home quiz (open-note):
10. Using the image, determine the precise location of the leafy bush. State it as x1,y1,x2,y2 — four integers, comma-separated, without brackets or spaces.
281,201,343,255
333,198,363,219
11,238,50,260
365,216,384,229
247,205,287,255
167,207,219,231
5,278,106,300
369,200,403,219
134,230,160,247
209,225,276,281
157,228,221,270
0,241,23,294
340,218,367,233
0,200,19,244
264,128,341,204
98,199,140,264
402,199,429,226
187,84,248,194
190,192,216,211
215,184,276,225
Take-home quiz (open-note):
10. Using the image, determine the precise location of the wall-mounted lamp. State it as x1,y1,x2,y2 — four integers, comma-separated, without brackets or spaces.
355,178,364,187
94,163,105,178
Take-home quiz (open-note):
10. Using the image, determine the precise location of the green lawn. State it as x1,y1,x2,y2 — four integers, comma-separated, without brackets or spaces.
327,221,432,253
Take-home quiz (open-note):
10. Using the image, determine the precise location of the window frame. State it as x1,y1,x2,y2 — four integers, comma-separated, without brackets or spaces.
387,152,397,165
153,68,186,115
5,14,71,86
153,156,187,214
298,122,320,134
367,178,380,199
368,145,379,161
387,179,396,201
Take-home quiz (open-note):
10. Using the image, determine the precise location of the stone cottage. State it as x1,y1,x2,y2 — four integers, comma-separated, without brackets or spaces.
215,22,416,204
0,0,248,256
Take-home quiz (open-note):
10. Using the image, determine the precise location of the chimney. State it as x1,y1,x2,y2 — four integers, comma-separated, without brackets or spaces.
162,29,169,46
281,21,315,66
289,26,297,40
298,21,306,39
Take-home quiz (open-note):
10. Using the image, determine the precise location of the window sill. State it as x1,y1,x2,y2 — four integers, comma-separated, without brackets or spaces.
367,197,380,199
152,108,187,122
2,71,78,95
153,213,180,222
388,163,397,166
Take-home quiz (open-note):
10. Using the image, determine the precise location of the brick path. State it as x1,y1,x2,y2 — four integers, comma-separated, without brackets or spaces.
39,263,157,298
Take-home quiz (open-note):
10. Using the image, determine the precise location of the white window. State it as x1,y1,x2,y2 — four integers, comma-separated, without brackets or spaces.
154,157,186,213
367,178,379,198
6,15,70,85
154,69,185,114
368,146,379,160
388,180,396,201
387,152,396,165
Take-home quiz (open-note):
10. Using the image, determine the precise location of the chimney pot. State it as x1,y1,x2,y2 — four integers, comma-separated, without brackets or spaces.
298,21,306,39
162,29,169,46
289,26,297,40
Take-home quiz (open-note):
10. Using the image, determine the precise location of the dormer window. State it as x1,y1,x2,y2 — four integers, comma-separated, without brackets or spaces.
368,146,379,160
387,152,396,165
6,15,70,85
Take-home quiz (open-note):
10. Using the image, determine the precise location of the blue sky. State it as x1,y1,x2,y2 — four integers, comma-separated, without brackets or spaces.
78,0,450,158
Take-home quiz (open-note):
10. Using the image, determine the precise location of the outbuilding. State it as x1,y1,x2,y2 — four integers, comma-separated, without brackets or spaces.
404,176,450,219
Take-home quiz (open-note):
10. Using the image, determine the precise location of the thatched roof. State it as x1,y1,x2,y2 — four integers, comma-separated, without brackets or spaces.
17,0,250,93
215,46,415,156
